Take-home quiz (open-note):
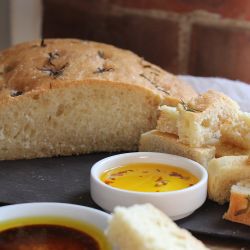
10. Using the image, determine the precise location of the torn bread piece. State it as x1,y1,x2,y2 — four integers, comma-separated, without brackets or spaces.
139,130,215,168
221,111,250,150
107,204,209,250
208,156,250,204
223,179,250,226
177,90,240,147
156,105,179,135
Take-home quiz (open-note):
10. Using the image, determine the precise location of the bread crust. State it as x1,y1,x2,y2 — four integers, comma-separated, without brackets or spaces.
0,39,196,104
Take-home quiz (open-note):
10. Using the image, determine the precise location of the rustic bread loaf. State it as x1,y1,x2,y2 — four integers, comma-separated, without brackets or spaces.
107,204,209,250
139,130,215,168
0,39,196,160
223,179,250,226
208,156,250,204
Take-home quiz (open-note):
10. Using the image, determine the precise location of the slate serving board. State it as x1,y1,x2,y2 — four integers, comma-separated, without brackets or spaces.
0,153,249,241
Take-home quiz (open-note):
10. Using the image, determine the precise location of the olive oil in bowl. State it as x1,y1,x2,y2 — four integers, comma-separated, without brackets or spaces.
100,162,199,192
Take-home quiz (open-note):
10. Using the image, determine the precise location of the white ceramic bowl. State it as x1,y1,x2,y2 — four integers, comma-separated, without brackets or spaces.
91,152,208,220
0,202,111,248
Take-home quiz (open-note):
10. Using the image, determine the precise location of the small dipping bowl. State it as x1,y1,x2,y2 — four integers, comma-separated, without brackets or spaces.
91,152,208,220
0,203,111,250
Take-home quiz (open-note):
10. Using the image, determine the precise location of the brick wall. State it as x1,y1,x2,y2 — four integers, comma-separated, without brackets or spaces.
43,0,250,83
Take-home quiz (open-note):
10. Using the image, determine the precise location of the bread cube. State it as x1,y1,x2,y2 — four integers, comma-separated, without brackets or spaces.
156,105,179,135
177,90,240,147
139,130,215,168
223,179,250,226
221,111,250,149
208,156,250,204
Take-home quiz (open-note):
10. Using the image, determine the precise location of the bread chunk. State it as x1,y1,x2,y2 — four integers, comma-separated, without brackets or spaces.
139,130,215,168
177,90,240,147
208,156,250,204
221,111,250,149
107,204,208,250
0,39,197,160
223,179,250,226
156,105,179,135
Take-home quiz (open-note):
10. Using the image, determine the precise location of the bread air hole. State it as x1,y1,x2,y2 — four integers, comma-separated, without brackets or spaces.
47,116,58,128
10,90,23,97
23,123,36,137
32,94,40,100
4,65,15,73
56,104,64,116
201,119,211,128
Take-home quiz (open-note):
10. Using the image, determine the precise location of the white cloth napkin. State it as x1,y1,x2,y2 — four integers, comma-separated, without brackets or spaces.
179,75,250,112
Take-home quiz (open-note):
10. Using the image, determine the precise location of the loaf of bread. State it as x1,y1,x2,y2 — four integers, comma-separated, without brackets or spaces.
208,156,250,204
107,204,209,250
139,130,215,168
221,111,250,149
223,179,250,226
177,90,239,147
0,39,197,160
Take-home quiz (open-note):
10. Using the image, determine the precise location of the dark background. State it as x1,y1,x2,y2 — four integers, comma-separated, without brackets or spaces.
43,0,250,84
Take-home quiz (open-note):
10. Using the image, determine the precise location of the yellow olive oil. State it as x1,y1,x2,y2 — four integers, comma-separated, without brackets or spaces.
100,162,199,192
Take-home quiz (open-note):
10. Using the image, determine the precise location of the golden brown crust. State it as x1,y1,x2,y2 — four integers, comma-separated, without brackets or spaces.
0,39,196,104
188,90,239,112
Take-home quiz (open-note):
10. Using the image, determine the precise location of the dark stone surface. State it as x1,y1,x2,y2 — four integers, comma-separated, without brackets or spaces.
0,153,249,241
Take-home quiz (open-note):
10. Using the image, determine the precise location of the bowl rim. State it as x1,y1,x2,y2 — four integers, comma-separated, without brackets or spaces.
0,202,110,220
91,152,208,196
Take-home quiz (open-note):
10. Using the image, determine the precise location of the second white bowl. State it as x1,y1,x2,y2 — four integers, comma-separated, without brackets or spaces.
0,203,112,249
